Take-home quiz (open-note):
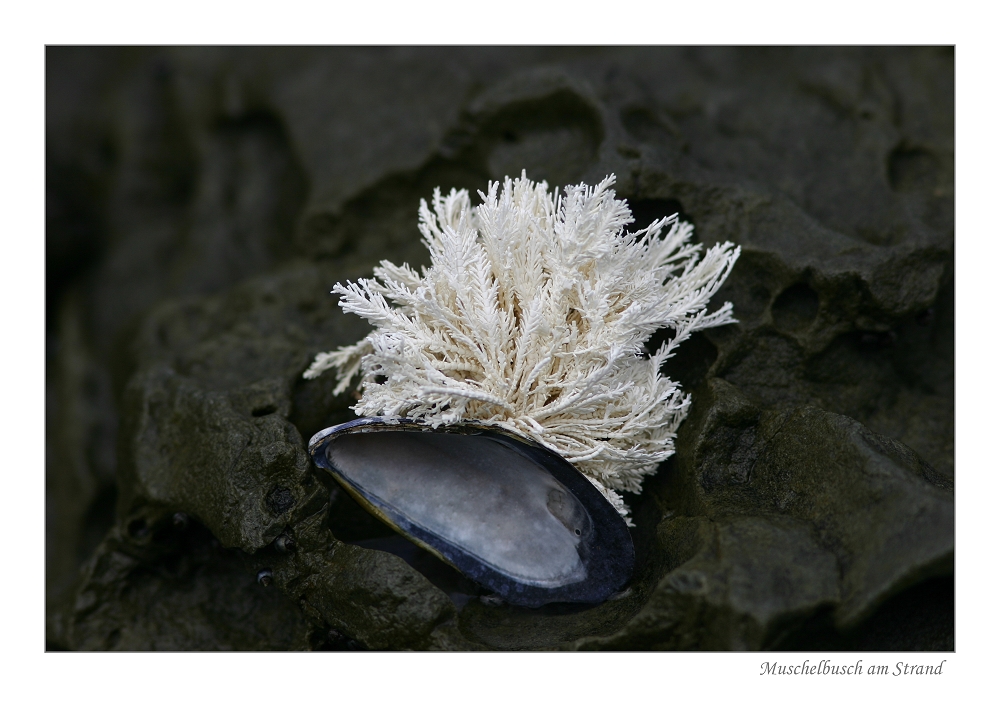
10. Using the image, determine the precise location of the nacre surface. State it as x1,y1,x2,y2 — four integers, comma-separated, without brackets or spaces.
308,418,634,607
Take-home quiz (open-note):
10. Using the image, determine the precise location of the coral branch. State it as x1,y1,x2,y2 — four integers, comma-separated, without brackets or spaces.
306,172,740,521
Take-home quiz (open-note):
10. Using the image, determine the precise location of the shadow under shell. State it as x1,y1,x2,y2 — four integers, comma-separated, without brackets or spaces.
309,419,634,607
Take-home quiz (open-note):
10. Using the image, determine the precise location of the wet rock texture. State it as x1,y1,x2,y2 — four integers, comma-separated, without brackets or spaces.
47,47,953,650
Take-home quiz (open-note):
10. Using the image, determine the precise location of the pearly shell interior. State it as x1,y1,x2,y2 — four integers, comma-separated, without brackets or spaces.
327,430,590,586
309,418,633,607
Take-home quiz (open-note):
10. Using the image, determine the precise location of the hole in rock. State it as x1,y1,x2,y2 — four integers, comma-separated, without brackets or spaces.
479,89,602,188
771,282,819,332
252,405,277,417
626,198,694,235
265,487,295,515
647,329,719,388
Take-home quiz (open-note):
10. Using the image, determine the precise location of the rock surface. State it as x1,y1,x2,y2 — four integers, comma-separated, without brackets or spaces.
47,47,953,650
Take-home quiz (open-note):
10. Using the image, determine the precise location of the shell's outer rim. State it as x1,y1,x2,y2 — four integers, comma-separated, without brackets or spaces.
308,417,634,607
309,417,545,458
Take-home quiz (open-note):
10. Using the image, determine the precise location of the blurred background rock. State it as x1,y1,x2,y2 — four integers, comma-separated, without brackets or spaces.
46,47,953,650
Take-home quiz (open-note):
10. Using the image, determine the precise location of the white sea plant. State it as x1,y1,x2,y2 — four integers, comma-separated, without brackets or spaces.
305,173,740,524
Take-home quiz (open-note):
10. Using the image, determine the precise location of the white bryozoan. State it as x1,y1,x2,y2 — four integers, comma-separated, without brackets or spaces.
305,173,740,523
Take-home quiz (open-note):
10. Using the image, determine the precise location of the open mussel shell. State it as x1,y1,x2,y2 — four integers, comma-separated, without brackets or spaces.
308,417,634,607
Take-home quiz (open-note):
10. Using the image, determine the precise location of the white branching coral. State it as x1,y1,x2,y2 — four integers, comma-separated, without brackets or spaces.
305,173,740,522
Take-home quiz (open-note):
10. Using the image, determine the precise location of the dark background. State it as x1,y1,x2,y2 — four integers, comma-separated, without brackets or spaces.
46,47,953,650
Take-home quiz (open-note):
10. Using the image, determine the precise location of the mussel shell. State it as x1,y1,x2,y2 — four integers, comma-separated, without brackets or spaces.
308,418,634,607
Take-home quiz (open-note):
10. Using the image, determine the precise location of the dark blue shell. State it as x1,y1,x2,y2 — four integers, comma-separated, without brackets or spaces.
308,418,634,607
